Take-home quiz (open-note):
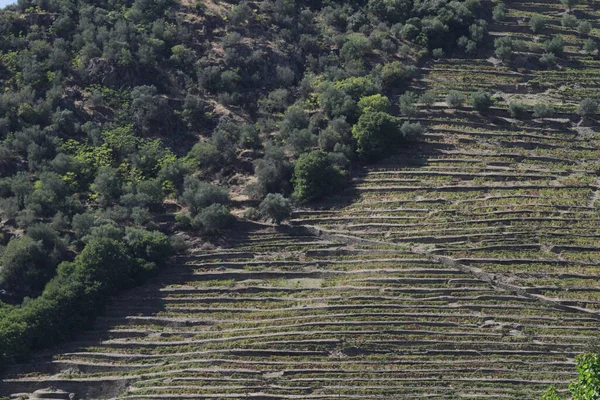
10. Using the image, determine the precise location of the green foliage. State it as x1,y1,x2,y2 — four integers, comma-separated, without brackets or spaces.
508,101,528,119
358,94,391,114
543,353,600,400
578,21,592,35
0,234,171,367
352,111,401,161
471,91,493,112
258,193,292,224
181,177,230,216
544,37,564,57
562,14,578,28
529,15,545,34
399,92,419,117
292,151,345,203
584,39,598,54
340,33,372,61
492,3,506,21
533,103,555,118
381,61,412,88
446,91,466,108
193,204,235,235
578,99,598,117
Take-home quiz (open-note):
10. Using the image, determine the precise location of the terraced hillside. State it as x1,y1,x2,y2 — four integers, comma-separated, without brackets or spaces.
4,221,600,399
3,0,600,399
296,0,600,315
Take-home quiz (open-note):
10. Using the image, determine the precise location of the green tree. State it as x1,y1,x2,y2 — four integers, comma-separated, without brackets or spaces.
91,167,123,207
577,98,598,117
543,353,600,400
193,204,235,235
180,177,229,216
358,94,391,113
352,111,401,161
578,21,592,35
492,2,506,21
292,151,345,203
471,91,493,113
529,15,545,34
258,193,292,224
446,91,466,108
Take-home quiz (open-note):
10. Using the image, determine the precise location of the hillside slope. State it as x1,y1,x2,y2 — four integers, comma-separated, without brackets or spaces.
3,0,600,398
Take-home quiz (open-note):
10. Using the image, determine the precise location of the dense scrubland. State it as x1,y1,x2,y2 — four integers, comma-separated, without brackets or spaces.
1,0,600,398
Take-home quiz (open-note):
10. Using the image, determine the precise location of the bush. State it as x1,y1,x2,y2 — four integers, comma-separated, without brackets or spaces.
180,177,230,216
292,151,345,203
446,91,465,108
544,37,564,57
539,52,557,68
577,98,598,117
471,91,493,113
492,3,506,21
0,235,171,367
508,101,528,118
258,193,292,224
561,14,578,28
578,21,591,35
529,16,545,34
352,111,401,161
432,48,444,58
494,36,516,63
381,61,411,88
251,146,293,198
193,204,235,235
583,38,598,54
399,92,419,117
533,103,555,118
357,94,391,113
340,33,372,61
419,92,437,107
399,121,423,140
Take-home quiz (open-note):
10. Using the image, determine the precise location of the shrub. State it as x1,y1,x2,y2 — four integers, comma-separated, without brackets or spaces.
494,36,515,63
352,111,401,161
471,91,493,113
584,39,598,54
340,33,372,61
258,193,292,224
432,48,444,58
91,167,122,207
561,14,578,28
492,3,506,21
446,91,465,108
508,101,528,118
577,98,598,117
180,177,229,216
399,91,419,117
529,15,545,34
543,353,599,400
357,94,391,113
381,61,411,88
544,37,564,57
533,103,555,118
251,146,293,198
292,151,345,203
399,121,423,140
578,21,591,35
193,204,235,235
419,92,437,107
539,52,557,68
